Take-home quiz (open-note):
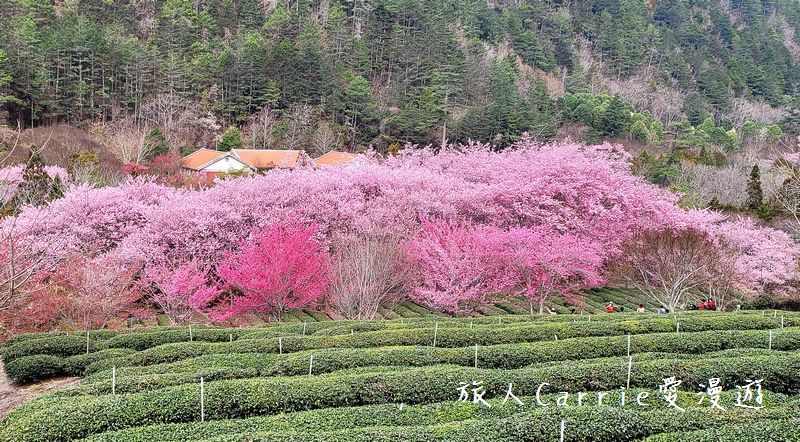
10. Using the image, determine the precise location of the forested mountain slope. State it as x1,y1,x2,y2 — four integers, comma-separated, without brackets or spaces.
1,0,800,151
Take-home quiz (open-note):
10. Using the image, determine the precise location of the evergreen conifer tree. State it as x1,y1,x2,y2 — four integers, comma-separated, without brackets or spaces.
219,127,244,151
746,164,764,211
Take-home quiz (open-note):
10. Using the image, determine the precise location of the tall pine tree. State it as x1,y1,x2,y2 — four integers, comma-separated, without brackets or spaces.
746,164,764,211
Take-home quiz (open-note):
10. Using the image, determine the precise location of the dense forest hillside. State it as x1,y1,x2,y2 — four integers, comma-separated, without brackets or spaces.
1,0,800,152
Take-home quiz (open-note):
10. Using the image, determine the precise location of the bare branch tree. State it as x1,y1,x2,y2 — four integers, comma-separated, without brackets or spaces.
105,118,153,164
681,163,748,208
311,120,340,155
775,173,800,239
140,94,189,147
0,140,85,316
611,228,722,311
328,234,407,320
703,252,741,311
244,107,279,149
0,193,81,315
282,104,313,150
0,121,23,169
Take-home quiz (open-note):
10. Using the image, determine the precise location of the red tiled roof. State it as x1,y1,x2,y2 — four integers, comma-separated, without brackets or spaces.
182,149,303,171
181,149,226,170
315,151,358,166
232,149,301,169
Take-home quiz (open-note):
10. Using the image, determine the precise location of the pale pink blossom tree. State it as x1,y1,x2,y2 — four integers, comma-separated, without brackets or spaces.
57,253,143,330
3,138,798,322
143,260,220,325
404,220,513,315
710,218,800,295
503,227,605,314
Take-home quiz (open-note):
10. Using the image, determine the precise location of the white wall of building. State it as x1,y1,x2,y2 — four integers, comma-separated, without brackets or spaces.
202,156,253,173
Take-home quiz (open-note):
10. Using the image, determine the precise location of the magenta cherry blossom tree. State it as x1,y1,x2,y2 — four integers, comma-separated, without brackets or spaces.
210,222,330,321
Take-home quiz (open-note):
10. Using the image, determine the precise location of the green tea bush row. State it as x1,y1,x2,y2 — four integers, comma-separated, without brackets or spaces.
243,311,794,339
2,335,105,363
2,324,242,348
4,312,791,363
77,350,773,396
200,413,800,442
80,393,798,442
89,316,792,370
3,328,250,363
2,353,798,442
4,349,134,383
78,328,800,394
643,419,800,442
0,319,512,363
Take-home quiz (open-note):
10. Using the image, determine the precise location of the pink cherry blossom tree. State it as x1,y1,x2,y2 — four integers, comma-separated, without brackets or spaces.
56,253,143,330
2,252,148,334
143,260,220,325
503,227,605,314
710,217,800,295
2,137,798,324
210,222,330,322
403,219,513,315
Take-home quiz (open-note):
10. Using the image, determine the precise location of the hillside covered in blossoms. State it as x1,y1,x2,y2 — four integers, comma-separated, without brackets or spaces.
1,138,798,330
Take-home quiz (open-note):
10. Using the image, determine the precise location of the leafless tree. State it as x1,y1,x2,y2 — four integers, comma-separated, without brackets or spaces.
611,228,723,311
0,122,24,167
244,107,279,148
140,93,190,146
703,252,741,311
106,118,153,164
0,138,82,316
328,234,407,320
282,104,313,149
682,163,748,207
776,173,800,239
311,120,340,155
730,98,787,127
649,86,685,126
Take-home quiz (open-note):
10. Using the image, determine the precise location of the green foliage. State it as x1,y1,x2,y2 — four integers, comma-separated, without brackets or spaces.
3,355,64,383
3,350,800,441
683,94,710,127
74,327,800,395
559,92,635,140
0,48,20,106
77,397,800,442
2,327,255,364
644,420,800,442
696,146,715,166
3,0,796,147
4,349,134,383
766,124,784,142
4,311,800,441
595,95,631,137
86,315,789,373
218,127,243,151
145,128,171,158
747,165,764,211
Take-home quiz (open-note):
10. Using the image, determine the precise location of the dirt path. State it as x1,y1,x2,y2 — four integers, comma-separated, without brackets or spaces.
0,362,79,419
